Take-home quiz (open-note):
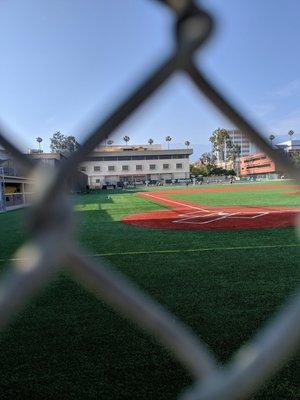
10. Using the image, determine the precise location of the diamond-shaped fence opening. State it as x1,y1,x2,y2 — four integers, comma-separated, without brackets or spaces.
0,1,299,399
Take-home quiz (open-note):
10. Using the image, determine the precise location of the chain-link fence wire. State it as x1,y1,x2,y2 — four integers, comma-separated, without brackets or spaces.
0,1,299,399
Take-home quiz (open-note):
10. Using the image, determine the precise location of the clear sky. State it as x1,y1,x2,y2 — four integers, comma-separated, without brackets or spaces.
0,0,299,159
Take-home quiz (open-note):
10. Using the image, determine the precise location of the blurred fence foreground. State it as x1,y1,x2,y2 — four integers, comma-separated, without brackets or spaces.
0,1,299,399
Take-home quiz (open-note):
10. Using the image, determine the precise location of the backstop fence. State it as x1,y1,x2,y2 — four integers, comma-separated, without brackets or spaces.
0,1,299,399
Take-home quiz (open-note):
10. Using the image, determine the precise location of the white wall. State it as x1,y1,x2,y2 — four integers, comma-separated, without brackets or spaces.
80,157,189,186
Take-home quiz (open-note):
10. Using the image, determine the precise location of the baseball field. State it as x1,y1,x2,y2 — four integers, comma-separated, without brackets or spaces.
0,182,299,399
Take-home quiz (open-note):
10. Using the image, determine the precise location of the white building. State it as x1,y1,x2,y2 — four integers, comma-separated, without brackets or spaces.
227,129,259,157
79,144,192,187
275,139,300,154
214,129,259,170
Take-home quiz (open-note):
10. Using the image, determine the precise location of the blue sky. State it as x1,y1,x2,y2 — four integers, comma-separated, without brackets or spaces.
0,0,299,159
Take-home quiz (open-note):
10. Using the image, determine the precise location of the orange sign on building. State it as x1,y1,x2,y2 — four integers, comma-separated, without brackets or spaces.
240,153,276,176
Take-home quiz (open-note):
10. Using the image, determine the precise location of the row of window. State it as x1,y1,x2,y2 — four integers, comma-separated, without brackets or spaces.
244,163,271,170
244,156,267,163
80,163,183,172
87,154,188,161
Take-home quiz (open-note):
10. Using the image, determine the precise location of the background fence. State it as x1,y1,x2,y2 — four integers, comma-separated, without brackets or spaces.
0,1,299,399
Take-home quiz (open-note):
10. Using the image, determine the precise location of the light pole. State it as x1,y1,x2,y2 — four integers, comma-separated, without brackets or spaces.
165,136,172,149
269,134,275,147
123,136,130,146
36,137,43,152
288,130,294,140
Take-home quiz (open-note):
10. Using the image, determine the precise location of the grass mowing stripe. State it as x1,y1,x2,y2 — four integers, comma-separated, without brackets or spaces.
91,243,300,257
1,243,299,263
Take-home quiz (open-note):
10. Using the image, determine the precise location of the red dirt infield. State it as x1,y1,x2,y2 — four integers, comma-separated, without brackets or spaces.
122,185,300,231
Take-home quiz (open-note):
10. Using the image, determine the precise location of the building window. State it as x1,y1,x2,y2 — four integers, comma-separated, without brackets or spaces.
132,155,146,160
118,156,131,161
176,163,183,169
80,166,86,172
108,165,115,171
88,156,104,161
163,164,169,169
122,165,129,171
96,179,100,183
104,156,118,161
94,166,100,172
149,164,156,170
172,154,187,159
136,165,142,171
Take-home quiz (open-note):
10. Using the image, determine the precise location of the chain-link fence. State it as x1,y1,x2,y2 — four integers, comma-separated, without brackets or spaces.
0,1,299,399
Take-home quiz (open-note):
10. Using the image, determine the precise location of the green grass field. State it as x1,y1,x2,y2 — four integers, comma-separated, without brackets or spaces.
168,185,300,207
0,183,299,399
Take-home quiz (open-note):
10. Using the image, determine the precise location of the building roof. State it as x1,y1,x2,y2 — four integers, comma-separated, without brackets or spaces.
276,139,300,148
88,148,192,158
94,144,162,152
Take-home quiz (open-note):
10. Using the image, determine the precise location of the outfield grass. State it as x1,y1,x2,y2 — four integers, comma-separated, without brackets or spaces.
0,184,299,399
168,185,300,207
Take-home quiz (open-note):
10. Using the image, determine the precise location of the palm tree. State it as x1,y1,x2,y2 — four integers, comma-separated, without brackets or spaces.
209,128,230,163
36,137,43,152
185,140,190,149
123,135,130,146
288,130,294,140
148,138,153,146
107,139,114,146
227,144,241,175
165,136,172,149
269,134,275,146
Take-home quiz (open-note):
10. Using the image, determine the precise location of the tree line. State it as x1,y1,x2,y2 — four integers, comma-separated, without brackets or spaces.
35,132,191,154
190,164,236,177
192,127,298,176
191,128,241,177
35,131,80,154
